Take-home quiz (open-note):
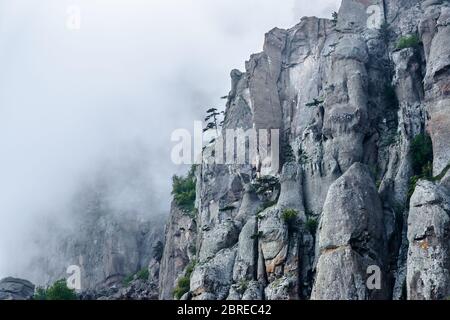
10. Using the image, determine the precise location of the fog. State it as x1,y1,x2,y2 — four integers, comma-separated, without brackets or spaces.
0,0,340,279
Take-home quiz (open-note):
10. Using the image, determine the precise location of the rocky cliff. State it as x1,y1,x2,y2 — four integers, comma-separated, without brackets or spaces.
159,0,450,300
2,0,449,302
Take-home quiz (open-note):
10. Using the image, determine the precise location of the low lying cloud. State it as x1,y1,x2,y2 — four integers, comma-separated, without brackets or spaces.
0,0,340,279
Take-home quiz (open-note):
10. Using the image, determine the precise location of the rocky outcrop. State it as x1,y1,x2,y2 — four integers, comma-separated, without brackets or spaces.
81,278,159,300
311,163,388,300
158,0,450,301
158,203,197,300
407,179,450,300
191,247,237,300
0,278,35,300
421,2,450,176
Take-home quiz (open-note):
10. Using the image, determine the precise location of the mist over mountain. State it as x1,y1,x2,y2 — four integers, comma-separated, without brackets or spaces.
0,0,339,282
2,0,450,302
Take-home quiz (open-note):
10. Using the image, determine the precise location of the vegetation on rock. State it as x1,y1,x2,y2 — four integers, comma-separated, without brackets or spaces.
203,108,224,134
305,217,319,235
173,261,196,300
34,279,77,300
396,34,421,50
331,11,338,25
172,165,197,214
408,133,434,200
411,134,433,176
282,209,299,231
136,268,150,281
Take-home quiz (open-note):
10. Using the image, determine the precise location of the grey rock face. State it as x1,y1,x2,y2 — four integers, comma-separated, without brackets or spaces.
264,276,296,300
311,163,388,300
277,163,305,216
407,180,450,300
0,277,35,300
158,203,197,300
247,29,284,131
242,281,264,300
422,5,450,175
233,217,258,282
199,221,239,262
258,206,289,279
82,278,159,300
158,0,450,301
190,247,237,300
226,280,263,301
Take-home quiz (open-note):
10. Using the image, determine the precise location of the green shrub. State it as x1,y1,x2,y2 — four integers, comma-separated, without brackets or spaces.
305,218,319,235
406,134,434,201
411,134,433,177
172,165,197,214
123,273,134,286
173,261,196,300
34,279,77,300
173,276,190,300
33,287,48,300
396,35,420,50
136,268,150,281
238,280,249,292
282,209,299,230
185,261,197,276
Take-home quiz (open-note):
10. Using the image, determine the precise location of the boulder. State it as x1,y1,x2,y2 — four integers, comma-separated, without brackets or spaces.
0,277,35,300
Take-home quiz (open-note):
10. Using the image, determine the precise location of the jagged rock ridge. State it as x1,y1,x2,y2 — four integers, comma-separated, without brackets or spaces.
159,0,450,300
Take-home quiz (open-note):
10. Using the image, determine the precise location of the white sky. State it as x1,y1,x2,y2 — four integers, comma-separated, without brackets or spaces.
0,0,341,279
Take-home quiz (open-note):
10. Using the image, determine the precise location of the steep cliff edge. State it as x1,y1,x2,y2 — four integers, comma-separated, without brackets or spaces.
160,0,450,300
